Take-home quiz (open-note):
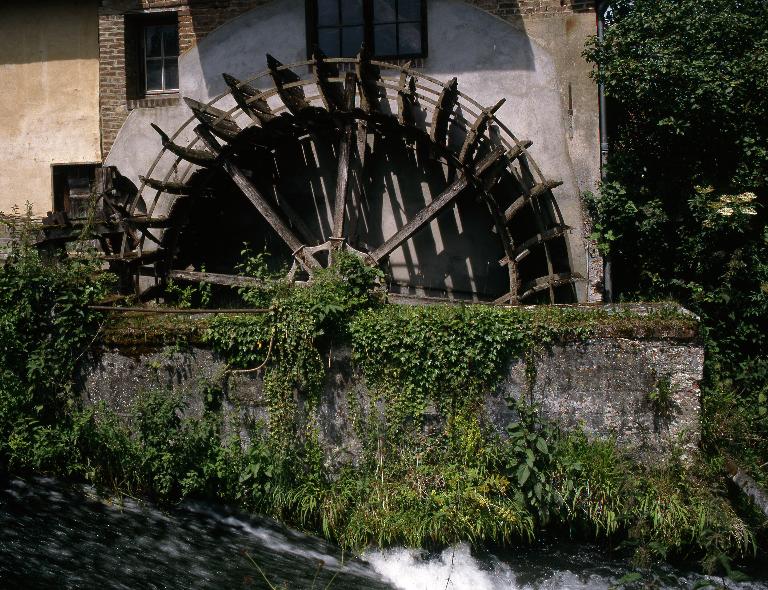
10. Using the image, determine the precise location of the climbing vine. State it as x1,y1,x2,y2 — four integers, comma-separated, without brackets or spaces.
203,250,385,447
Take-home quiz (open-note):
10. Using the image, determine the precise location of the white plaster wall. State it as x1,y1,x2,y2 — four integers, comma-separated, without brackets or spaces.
106,0,591,299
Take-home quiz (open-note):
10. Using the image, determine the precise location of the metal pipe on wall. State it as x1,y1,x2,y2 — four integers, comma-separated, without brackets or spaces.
596,0,613,302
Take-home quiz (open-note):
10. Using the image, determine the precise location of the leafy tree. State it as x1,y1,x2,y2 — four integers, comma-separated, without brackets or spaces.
584,0,768,467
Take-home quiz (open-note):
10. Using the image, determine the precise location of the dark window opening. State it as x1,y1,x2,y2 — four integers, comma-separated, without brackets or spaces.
144,23,179,93
52,164,98,219
126,12,179,99
307,0,427,59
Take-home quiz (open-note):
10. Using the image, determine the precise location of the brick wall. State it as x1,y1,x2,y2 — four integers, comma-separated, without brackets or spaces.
98,0,595,157
99,12,129,158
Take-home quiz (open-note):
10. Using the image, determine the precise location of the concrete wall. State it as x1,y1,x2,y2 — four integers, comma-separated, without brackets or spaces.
0,1,101,216
104,0,600,301
80,316,703,465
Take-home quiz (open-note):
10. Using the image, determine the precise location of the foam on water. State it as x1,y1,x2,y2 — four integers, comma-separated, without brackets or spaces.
365,544,517,590
364,543,768,590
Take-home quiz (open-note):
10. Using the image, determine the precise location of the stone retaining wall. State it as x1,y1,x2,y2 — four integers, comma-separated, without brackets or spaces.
79,312,704,465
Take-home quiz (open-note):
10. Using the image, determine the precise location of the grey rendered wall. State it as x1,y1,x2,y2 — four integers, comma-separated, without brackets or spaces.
80,337,703,467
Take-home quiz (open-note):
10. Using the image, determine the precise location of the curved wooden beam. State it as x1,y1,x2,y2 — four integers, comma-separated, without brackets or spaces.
184,97,242,142
138,176,189,195
222,73,276,125
333,73,358,242
151,123,217,167
267,54,311,115
313,50,345,112
430,77,458,149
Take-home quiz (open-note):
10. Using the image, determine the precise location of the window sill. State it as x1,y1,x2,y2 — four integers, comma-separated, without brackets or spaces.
127,94,181,110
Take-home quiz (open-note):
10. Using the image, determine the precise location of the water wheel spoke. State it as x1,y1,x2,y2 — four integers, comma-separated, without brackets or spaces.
368,148,504,264
223,73,276,125
332,73,358,243
356,120,368,166
484,194,520,305
195,125,321,273
355,46,382,114
367,175,469,263
396,70,417,127
270,189,322,247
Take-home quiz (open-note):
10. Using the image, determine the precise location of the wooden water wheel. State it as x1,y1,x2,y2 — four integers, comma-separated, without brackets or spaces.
121,50,581,304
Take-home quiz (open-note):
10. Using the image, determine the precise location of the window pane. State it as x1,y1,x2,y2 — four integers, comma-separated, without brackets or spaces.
341,0,363,25
373,23,397,55
373,0,396,22
145,26,163,58
341,25,363,56
163,26,179,57
398,22,421,55
318,27,340,56
398,0,421,21
165,58,179,90
317,0,339,26
146,59,163,91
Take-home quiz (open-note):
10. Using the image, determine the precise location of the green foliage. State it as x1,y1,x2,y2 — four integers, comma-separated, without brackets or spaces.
204,251,385,447
505,398,566,523
584,0,768,478
647,375,673,422
586,0,768,189
164,273,212,309
348,305,600,425
0,209,111,473
0,219,758,571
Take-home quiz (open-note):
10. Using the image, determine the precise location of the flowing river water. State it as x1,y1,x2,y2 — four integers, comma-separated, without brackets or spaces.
1,477,766,590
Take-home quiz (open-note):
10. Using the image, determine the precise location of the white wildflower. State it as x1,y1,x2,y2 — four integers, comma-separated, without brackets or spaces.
734,192,757,203
718,206,735,217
